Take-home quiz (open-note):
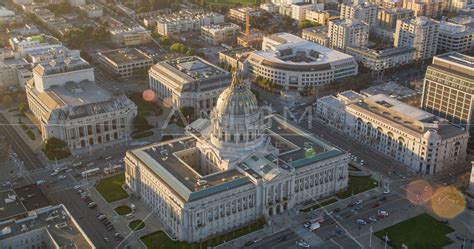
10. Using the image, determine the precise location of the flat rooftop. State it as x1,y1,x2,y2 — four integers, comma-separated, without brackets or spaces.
349,94,467,138
39,81,111,108
33,57,91,76
361,82,420,99
0,205,93,249
269,115,344,168
432,52,474,78
152,56,230,82
0,190,27,222
99,48,152,65
318,95,344,108
201,22,240,32
130,137,250,202
13,184,51,212
256,33,353,65
220,47,256,58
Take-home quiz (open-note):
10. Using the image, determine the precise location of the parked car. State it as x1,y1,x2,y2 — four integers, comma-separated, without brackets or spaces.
369,216,378,222
245,241,254,247
296,239,310,248
277,236,287,242
372,203,380,208
103,236,109,242
356,219,367,225
379,196,387,201
88,202,97,208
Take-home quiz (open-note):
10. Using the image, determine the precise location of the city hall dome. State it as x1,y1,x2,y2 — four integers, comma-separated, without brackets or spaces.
215,76,258,117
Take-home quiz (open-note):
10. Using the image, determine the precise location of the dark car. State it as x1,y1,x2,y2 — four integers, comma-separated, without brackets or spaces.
244,241,254,247
379,196,387,202
278,236,287,242
333,208,341,213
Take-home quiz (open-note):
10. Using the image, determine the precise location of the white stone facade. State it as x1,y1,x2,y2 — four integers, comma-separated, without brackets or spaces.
346,46,416,71
125,74,349,242
156,10,224,36
200,23,241,45
246,33,358,91
340,1,379,26
345,94,468,174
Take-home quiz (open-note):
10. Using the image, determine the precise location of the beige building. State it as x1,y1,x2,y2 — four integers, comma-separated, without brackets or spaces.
200,23,241,45
126,74,349,242
340,0,379,26
437,21,474,53
402,0,444,18
155,9,224,36
305,9,339,25
149,56,232,118
110,26,152,46
346,46,416,71
26,57,137,153
290,2,323,21
345,94,468,174
301,26,330,47
377,7,414,29
421,52,474,129
316,90,364,130
229,7,261,22
328,18,370,52
78,4,103,18
97,48,153,79
0,62,20,88
394,16,439,60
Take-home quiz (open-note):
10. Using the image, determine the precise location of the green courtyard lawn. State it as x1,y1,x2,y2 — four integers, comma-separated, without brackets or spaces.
374,213,454,249
128,93,162,117
140,220,265,249
132,130,154,140
336,175,378,199
129,219,145,231
95,173,129,203
114,205,132,215
300,197,338,213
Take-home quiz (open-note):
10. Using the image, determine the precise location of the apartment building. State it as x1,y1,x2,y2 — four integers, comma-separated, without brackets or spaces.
394,16,439,60
328,18,370,51
340,0,379,26
402,0,444,18
110,26,152,46
290,2,323,21
229,7,261,22
346,46,416,71
305,9,340,25
200,23,241,45
377,7,414,29
301,26,330,47
156,9,224,36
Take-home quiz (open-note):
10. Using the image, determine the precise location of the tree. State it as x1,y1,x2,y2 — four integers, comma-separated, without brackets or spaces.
159,36,171,45
298,20,318,30
17,103,28,115
42,137,71,160
185,48,194,56
170,43,188,53
133,115,153,132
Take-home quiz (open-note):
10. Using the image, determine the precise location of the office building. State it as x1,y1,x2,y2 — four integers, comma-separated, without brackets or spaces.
26,58,137,153
246,33,358,90
437,21,474,53
421,52,474,129
200,23,241,45
149,56,232,117
126,73,349,242
260,3,280,13
394,16,439,60
345,94,468,174
97,48,153,79
328,18,370,51
346,46,416,71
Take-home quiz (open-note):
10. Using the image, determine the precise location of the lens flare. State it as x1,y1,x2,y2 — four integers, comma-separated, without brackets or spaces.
431,186,465,219
405,180,433,206
143,90,156,102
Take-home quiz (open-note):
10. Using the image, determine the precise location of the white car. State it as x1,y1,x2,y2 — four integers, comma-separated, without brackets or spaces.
86,162,94,167
355,200,363,205
73,185,81,190
296,239,310,248
57,175,66,180
383,189,390,194
105,156,113,160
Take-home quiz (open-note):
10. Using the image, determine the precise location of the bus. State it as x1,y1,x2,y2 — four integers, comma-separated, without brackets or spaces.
304,216,325,228
81,168,100,178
